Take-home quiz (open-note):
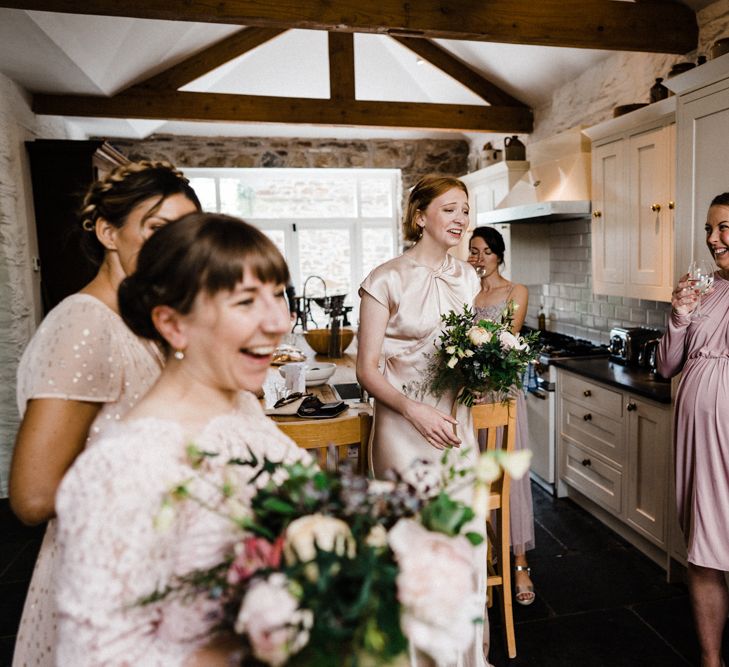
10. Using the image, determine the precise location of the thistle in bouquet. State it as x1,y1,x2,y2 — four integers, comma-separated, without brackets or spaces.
428,303,540,407
141,444,530,667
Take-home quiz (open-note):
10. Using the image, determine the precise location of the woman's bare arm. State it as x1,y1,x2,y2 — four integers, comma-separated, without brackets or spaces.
10,399,101,525
356,292,460,450
509,284,529,334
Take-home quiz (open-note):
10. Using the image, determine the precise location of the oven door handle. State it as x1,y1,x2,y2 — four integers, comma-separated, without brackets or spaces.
528,387,549,400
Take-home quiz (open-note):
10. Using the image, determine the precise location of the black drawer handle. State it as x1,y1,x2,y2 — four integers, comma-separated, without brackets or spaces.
583,389,592,397
626,402,637,412
581,458,592,467
583,413,592,422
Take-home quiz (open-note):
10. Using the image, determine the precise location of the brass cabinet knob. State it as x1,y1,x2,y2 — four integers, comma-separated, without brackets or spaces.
583,413,592,421
668,201,675,210
627,402,637,412
592,210,602,218
651,203,662,212
583,389,591,397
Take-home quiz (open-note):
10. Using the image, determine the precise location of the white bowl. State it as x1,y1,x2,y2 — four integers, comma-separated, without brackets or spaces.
304,362,336,387
278,362,336,387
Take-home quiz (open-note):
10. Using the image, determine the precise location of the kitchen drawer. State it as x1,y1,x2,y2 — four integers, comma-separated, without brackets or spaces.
561,397,625,467
560,372,623,419
562,439,623,515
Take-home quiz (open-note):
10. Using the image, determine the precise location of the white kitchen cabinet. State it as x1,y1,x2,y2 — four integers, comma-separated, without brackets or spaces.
665,53,729,285
557,369,672,551
583,99,676,302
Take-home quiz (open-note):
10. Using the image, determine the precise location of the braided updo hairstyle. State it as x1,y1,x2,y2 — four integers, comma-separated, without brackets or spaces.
79,160,201,267
403,175,469,243
118,213,290,350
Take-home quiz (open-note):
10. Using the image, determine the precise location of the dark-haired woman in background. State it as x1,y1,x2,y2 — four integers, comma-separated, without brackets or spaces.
54,213,305,665
657,193,729,667
10,161,200,667
468,226,536,606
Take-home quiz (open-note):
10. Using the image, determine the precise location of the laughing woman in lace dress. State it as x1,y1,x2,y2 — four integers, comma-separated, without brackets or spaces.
53,213,307,666
468,226,536,607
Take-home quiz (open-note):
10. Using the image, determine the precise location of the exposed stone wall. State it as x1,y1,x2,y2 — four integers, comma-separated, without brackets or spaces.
0,72,70,496
107,136,470,191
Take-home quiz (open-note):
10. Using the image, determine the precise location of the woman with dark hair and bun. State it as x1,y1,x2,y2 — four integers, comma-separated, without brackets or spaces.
657,193,729,667
9,161,200,667
468,225,536,607
53,213,305,666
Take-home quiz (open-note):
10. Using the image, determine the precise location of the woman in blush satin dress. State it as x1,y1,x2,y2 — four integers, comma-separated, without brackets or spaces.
9,161,201,667
357,175,490,667
468,226,536,607
53,213,306,666
657,193,729,667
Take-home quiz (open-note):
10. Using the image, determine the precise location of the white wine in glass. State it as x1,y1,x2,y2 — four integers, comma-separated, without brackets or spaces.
687,259,716,319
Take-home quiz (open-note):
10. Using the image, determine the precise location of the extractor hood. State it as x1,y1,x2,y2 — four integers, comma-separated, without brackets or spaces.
476,129,592,225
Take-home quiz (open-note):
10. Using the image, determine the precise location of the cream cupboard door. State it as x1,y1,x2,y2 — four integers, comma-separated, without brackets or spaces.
592,139,627,295
625,396,670,548
627,126,675,301
675,82,729,282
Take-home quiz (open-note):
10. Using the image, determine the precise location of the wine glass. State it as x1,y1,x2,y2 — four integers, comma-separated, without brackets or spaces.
474,266,486,278
687,259,716,319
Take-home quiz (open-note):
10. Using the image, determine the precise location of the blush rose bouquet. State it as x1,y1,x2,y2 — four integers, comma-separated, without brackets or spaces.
427,303,541,407
141,445,529,666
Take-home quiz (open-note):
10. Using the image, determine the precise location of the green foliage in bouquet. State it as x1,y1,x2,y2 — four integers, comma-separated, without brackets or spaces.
428,303,541,407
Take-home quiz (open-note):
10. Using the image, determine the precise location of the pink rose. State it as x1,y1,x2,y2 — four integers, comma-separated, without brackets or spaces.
388,519,481,663
227,536,284,585
234,574,312,666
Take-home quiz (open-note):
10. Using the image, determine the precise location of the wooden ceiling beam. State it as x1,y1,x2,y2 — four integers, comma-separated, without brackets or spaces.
0,1,697,54
124,27,287,92
393,36,527,108
328,32,355,100
32,91,534,133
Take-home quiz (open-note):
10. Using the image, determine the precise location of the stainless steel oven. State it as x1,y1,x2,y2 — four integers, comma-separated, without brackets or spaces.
524,331,609,494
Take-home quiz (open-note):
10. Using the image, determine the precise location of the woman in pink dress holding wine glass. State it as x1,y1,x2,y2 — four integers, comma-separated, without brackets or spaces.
657,192,729,667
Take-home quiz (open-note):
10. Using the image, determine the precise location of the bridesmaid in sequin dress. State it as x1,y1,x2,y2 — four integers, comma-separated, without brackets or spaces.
468,226,536,607
54,213,302,665
9,162,200,667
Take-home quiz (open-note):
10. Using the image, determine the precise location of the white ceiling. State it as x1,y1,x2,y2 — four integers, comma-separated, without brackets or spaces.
0,5,714,141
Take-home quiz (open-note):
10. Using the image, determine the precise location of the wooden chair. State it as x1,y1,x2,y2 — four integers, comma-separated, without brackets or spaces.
276,412,372,473
472,399,518,659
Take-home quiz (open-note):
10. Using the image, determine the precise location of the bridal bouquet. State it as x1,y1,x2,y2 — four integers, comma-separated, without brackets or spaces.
428,303,540,407
143,446,530,667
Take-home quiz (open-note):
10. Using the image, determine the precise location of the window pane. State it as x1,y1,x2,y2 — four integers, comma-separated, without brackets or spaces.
360,178,394,217
263,229,286,258
251,175,357,219
219,178,253,217
361,227,395,281
299,228,351,325
188,178,217,212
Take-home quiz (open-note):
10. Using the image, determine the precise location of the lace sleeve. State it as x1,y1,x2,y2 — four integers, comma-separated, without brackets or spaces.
54,432,195,667
17,296,124,413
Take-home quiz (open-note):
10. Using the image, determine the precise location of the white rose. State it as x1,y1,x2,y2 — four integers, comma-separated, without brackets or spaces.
445,345,456,354
464,349,475,357
500,449,533,480
285,514,356,565
467,326,492,346
498,330,519,350
475,452,502,484
234,574,312,666
446,356,459,369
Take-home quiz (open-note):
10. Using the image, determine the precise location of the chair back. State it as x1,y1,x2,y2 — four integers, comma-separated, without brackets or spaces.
276,412,372,472
472,399,517,501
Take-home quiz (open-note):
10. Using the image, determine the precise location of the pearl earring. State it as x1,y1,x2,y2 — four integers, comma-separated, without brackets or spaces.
173,349,185,361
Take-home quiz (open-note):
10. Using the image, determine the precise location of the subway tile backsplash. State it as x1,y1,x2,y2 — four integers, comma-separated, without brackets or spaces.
523,220,670,344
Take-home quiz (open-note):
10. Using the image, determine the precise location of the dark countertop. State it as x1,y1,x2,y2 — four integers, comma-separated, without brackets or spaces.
551,357,672,405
